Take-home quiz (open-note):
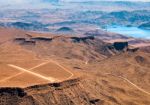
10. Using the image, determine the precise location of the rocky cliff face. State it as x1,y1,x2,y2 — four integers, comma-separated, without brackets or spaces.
113,42,128,51
1,73,150,105
0,79,103,105
14,35,138,62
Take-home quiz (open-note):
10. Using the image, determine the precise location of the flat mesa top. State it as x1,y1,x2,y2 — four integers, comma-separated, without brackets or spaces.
0,59,74,88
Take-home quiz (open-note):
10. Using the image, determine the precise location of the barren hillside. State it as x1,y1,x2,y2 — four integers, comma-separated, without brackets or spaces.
0,27,150,105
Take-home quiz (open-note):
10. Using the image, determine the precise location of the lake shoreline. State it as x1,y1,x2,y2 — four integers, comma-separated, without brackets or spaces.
106,25,150,39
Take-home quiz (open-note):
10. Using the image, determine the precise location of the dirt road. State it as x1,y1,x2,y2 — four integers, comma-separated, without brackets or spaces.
106,73,150,96
3,59,74,83
8,64,56,82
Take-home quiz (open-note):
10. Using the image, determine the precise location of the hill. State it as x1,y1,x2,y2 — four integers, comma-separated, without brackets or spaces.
0,27,150,105
139,22,150,30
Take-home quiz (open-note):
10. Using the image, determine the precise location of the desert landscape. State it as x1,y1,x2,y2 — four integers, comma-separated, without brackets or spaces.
0,27,150,105
0,0,150,105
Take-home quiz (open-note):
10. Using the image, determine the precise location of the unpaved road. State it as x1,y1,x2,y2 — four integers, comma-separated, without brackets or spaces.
3,59,74,83
0,61,51,83
28,61,50,70
106,73,150,96
0,72,23,82
49,60,74,80
8,64,56,82
121,76,150,96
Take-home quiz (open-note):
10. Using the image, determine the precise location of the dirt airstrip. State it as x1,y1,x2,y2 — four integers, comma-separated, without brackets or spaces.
0,59,75,87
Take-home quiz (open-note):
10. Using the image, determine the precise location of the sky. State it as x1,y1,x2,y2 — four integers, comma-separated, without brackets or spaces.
63,0,150,1
0,0,150,4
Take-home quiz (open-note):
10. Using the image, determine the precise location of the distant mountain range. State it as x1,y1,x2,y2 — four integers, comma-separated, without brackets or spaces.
42,0,59,3
139,22,150,30
0,22,49,31
0,0,150,10
0,9,149,32
0,1,149,32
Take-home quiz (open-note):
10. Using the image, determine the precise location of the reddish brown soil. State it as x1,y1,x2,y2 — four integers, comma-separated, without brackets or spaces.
0,27,150,105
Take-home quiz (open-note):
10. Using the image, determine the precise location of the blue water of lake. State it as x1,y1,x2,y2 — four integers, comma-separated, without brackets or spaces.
107,26,150,39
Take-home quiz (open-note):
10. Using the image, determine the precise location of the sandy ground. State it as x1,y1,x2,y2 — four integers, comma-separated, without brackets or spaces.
0,59,75,88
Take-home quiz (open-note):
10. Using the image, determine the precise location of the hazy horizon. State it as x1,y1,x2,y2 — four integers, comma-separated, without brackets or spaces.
0,0,150,5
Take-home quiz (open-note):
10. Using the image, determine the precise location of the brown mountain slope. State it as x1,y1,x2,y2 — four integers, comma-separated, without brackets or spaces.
14,34,138,62
0,74,150,105
0,27,150,105
82,51,150,91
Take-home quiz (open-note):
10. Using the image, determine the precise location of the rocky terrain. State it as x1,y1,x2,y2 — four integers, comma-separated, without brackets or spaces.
0,6,150,33
0,27,150,105
139,22,150,30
